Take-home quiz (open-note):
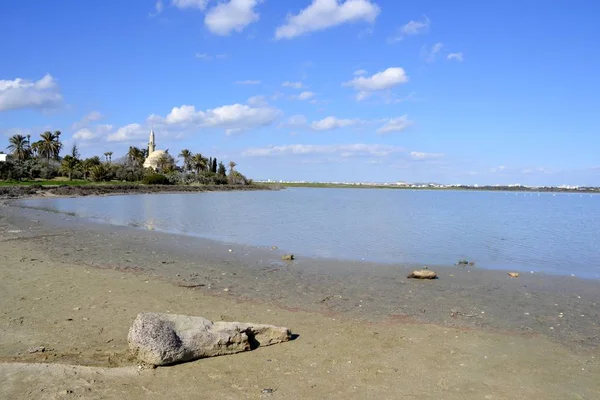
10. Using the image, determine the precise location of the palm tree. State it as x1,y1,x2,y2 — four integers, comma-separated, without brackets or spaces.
81,156,101,180
156,153,175,172
192,153,207,175
7,134,30,161
127,146,145,167
38,131,62,165
228,161,237,174
60,155,79,180
179,149,192,172
107,151,113,163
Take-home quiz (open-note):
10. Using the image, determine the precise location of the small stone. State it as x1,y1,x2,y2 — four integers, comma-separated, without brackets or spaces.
281,254,294,261
223,288,230,292
73,307,81,311
261,388,275,394
407,270,437,279
28,346,46,354
508,272,520,278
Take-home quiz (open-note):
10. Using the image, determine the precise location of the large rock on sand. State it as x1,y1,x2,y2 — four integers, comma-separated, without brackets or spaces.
128,312,292,366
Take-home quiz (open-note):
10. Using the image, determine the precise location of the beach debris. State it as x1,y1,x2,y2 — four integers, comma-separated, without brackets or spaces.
27,346,46,354
128,312,292,366
508,272,520,278
281,254,294,261
455,259,475,266
407,269,438,279
261,388,275,394
271,246,278,250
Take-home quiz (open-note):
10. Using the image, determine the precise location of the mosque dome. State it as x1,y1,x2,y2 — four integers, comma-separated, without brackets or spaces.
143,149,167,170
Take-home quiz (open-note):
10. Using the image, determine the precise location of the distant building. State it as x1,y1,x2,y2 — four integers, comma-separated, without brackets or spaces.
0,153,8,162
143,129,168,170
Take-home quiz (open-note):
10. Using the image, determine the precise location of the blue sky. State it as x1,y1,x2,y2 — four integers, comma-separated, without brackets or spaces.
1,0,599,185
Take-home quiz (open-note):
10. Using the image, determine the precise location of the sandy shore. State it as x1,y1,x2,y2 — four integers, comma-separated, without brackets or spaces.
1,201,599,399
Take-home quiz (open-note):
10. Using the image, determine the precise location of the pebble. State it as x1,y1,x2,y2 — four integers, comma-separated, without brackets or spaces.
223,288,230,292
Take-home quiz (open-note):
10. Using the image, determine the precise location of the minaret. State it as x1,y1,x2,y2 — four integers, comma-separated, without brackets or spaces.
148,129,156,155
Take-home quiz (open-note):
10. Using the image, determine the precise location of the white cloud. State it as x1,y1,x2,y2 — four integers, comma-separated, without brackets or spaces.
172,0,211,10
311,116,360,131
204,0,261,36
410,151,444,161
422,42,444,63
153,103,281,135
275,0,380,40
247,95,268,107
282,81,304,89
243,143,403,157
447,52,464,62
377,115,412,134
195,53,227,60
149,0,164,17
402,15,430,35
235,79,261,85
279,114,309,129
388,15,430,43
294,91,315,101
107,123,147,142
0,74,63,112
72,124,113,142
71,111,103,130
343,67,408,101
353,69,368,76
490,165,506,173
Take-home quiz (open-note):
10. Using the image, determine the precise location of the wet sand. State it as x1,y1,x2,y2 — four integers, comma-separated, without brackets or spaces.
1,200,599,399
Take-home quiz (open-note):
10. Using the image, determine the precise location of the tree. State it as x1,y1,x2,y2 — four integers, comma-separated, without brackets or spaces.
127,146,145,167
228,161,237,174
192,153,207,175
156,153,175,173
38,131,62,165
217,161,226,176
212,158,217,173
60,155,79,180
107,151,113,163
7,134,30,161
81,156,101,180
70,143,81,159
179,149,192,172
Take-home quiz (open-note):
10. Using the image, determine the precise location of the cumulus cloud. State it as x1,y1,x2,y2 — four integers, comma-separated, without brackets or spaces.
293,91,316,101
282,81,304,89
275,0,380,40
343,67,408,101
204,0,261,36
376,115,412,134
72,124,113,142
107,123,147,142
447,52,464,62
0,74,63,112
422,42,444,63
410,151,444,160
388,15,430,43
172,0,211,10
150,103,281,135
243,143,403,157
353,69,368,76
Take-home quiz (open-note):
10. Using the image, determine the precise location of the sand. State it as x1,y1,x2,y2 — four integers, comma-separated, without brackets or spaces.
1,200,599,399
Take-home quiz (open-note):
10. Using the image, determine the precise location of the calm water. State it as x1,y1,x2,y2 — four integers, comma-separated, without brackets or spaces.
20,188,600,278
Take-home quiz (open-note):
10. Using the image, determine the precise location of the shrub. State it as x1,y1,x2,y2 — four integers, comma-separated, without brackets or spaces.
142,173,171,185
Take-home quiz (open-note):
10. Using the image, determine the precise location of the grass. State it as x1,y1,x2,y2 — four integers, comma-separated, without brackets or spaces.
0,180,134,187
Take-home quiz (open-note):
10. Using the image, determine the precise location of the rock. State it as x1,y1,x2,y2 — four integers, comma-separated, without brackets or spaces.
28,346,46,354
407,270,438,279
281,254,294,261
128,312,292,366
508,272,520,278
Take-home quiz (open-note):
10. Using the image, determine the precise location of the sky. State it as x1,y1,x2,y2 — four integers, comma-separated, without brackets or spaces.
1,0,599,186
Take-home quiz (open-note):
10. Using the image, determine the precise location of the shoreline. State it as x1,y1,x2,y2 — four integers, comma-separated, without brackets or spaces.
1,203,599,398
0,183,281,200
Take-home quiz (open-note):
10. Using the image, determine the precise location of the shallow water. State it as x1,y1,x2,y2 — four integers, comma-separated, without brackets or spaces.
19,188,600,278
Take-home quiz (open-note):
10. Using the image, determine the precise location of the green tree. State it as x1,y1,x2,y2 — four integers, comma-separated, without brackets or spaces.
38,131,62,165
60,155,79,180
81,156,101,180
212,158,217,173
7,134,30,161
192,153,207,175
179,149,193,172
156,152,175,173
127,146,145,167
217,161,226,176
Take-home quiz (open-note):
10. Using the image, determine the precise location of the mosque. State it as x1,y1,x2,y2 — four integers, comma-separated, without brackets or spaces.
143,129,168,170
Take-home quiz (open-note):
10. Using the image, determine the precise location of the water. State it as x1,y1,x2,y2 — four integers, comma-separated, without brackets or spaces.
19,188,600,278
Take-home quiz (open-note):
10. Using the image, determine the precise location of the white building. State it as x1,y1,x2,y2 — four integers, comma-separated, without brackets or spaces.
0,154,8,162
